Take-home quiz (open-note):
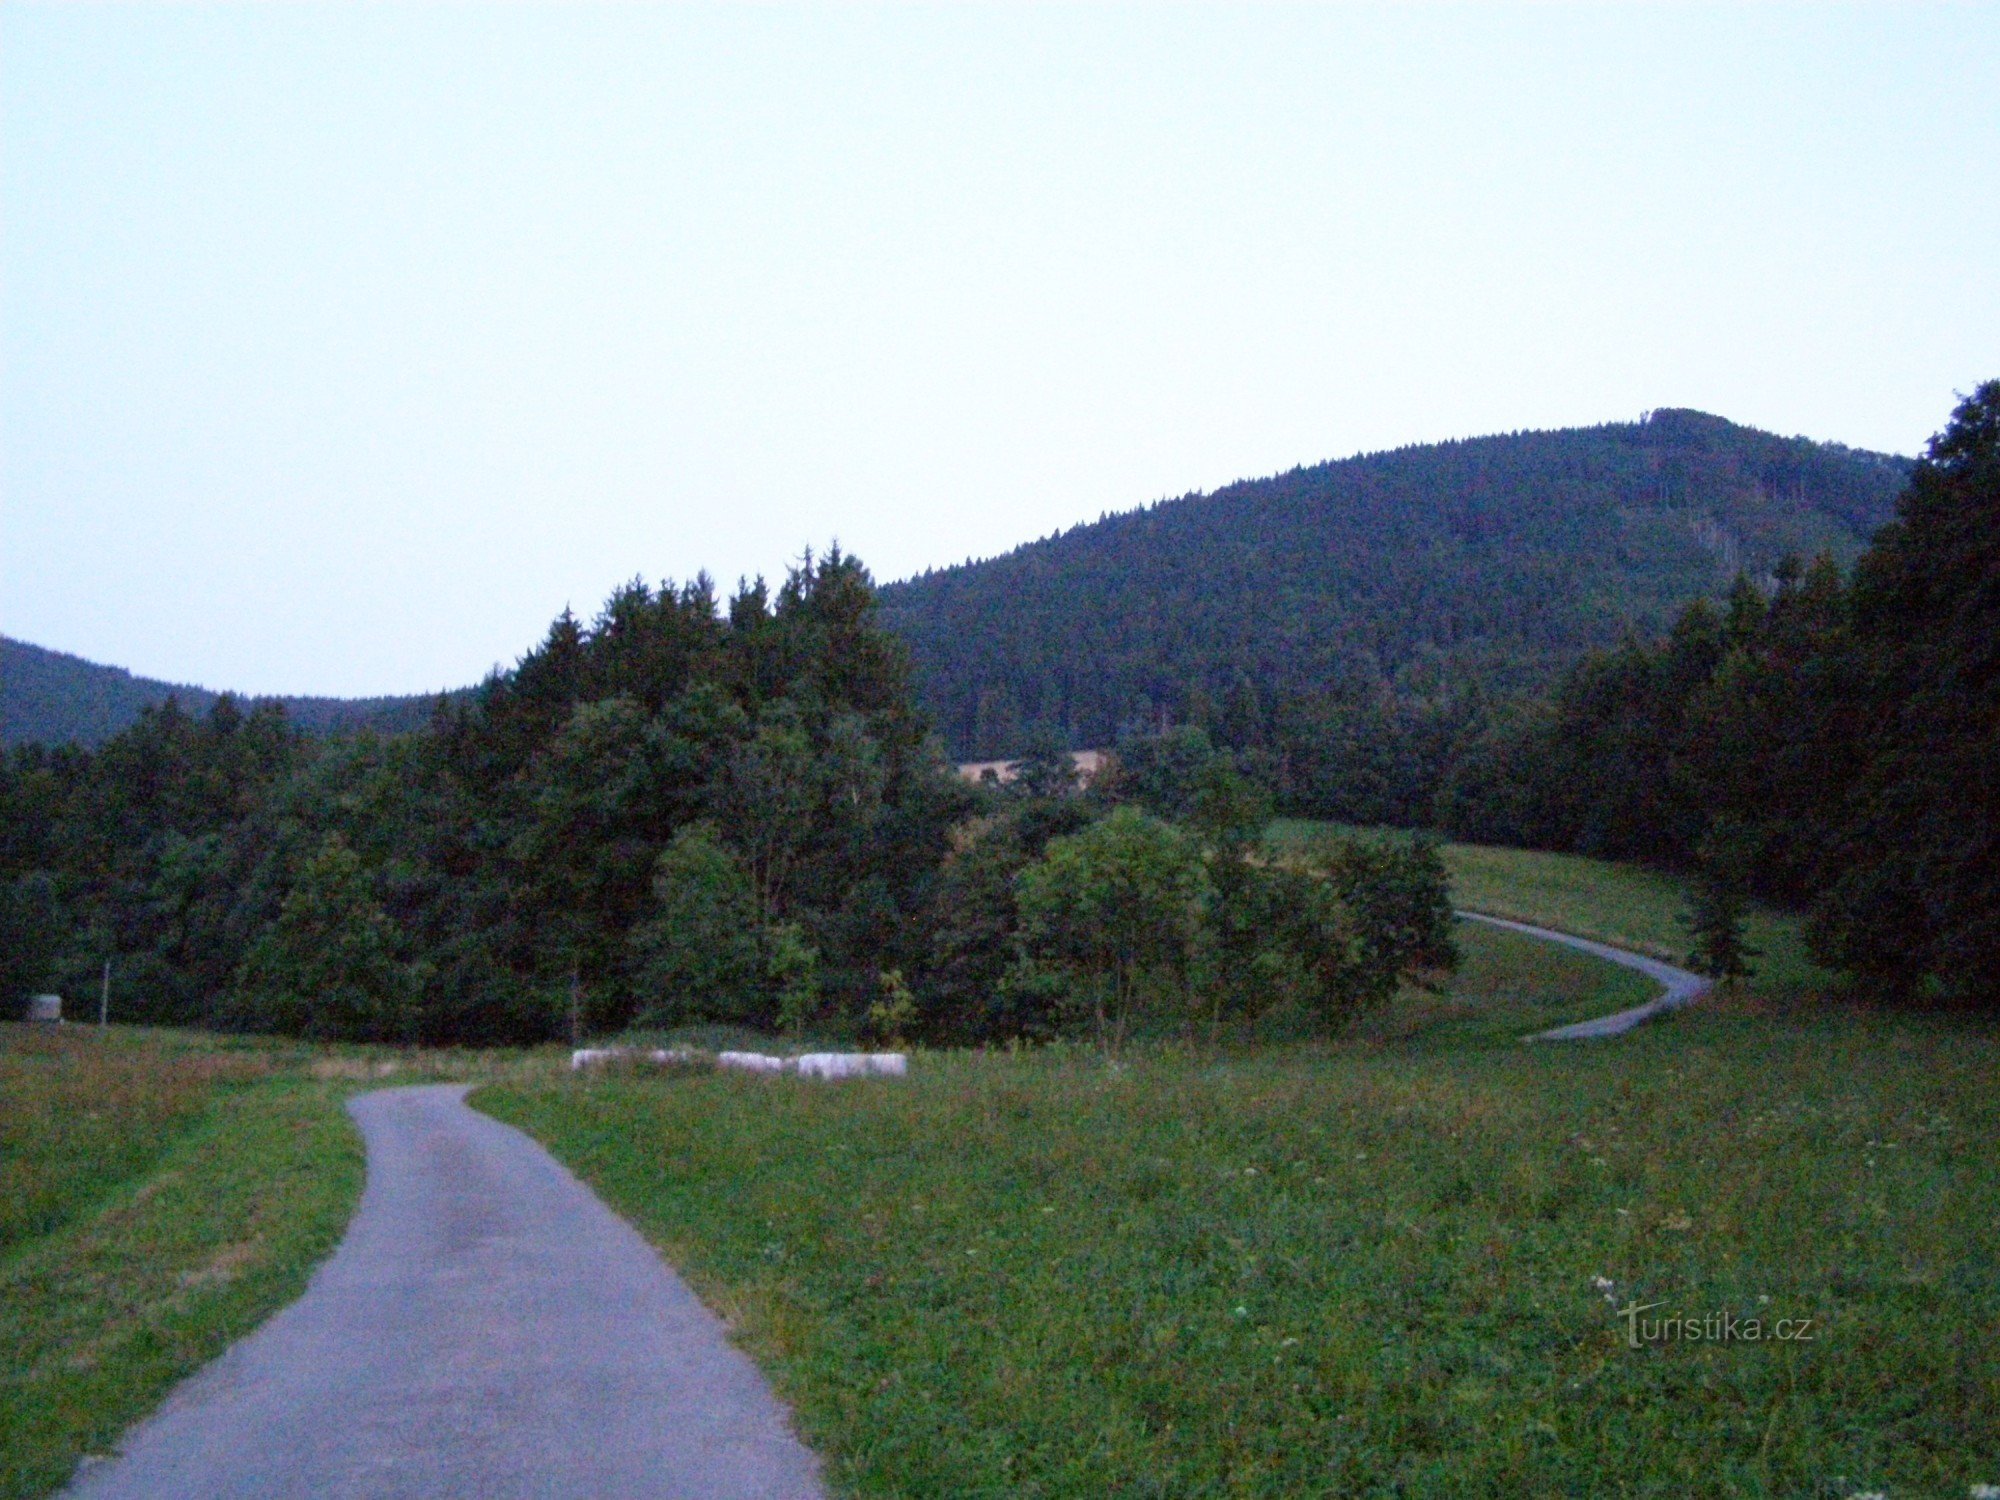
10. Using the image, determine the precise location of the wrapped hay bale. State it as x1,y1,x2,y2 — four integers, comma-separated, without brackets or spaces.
571,1046,708,1071
716,1051,789,1074
795,1052,907,1079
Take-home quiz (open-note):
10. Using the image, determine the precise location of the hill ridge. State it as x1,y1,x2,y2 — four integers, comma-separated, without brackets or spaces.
877,408,1909,756
5,408,1910,751
897,409,1904,584
1,636,451,748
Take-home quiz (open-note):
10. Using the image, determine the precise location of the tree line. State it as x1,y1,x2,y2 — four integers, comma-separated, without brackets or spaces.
1438,383,1998,1004
0,549,1454,1045
6,387,1984,1028
1150,383,1994,1006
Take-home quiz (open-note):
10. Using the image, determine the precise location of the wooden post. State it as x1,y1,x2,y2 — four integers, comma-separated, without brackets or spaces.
100,959,111,1027
568,967,582,1047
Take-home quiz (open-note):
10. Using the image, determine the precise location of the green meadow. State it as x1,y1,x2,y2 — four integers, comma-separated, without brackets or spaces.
0,1028,365,1499
5,841,1992,1498
0,1025,583,1499
478,907,1999,1497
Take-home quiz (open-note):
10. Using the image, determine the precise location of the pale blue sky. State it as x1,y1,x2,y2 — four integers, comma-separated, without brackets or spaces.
5,4,1995,696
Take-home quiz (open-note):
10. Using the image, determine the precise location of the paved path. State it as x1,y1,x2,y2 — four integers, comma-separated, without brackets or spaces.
67,1084,826,1500
1455,911,1710,1040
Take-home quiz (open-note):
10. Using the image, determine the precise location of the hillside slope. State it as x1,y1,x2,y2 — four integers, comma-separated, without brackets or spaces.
7,409,1909,754
0,637,447,747
877,409,1908,756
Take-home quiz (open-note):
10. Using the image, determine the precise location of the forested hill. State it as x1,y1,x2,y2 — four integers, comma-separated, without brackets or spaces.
877,409,1910,758
0,637,447,747
7,409,1907,755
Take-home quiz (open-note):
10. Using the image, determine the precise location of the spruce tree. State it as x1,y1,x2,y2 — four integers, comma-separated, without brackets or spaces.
1683,873,1756,986
1011,728,1079,799
1683,822,1760,986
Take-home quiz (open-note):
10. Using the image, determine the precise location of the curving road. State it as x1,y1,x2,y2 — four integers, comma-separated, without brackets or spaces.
1455,911,1710,1040
66,1084,825,1500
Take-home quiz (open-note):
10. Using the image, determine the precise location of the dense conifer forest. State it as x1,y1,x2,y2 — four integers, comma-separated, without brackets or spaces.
0,552,1453,1043
879,408,1907,758
4,410,1904,756
4,388,1991,1032
1437,383,1999,1005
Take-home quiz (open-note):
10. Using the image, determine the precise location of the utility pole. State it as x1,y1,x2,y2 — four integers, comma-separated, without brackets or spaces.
100,958,111,1028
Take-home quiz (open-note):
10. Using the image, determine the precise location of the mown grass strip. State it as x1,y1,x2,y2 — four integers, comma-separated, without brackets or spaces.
0,1053,363,1500
480,1003,1999,1497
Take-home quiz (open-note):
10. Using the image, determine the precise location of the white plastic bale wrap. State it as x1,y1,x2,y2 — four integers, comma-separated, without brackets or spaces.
794,1052,907,1079
570,1046,699,1071
716,1051,789,1073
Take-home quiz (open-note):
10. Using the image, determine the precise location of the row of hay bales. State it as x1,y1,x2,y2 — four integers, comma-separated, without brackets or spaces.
569,1047,907,1079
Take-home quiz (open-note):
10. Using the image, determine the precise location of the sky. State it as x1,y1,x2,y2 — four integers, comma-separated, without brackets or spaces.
4,4,1996,698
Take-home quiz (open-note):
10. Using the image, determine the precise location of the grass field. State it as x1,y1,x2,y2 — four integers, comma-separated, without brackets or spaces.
0,1027,366,1499
479,948,2000,1496
1267,820,1835,1000
5,830,1987,1498
1350,918,1655,1048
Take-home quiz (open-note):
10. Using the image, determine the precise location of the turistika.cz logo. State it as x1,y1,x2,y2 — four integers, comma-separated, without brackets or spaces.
1616,1302,1816,1349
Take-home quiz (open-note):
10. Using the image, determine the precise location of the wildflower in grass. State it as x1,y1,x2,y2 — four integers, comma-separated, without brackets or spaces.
1591,1276,1618,1307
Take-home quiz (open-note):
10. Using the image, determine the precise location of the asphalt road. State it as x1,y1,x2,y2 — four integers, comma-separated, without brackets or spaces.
1455,910,1711,1039
66,1084,826,1500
